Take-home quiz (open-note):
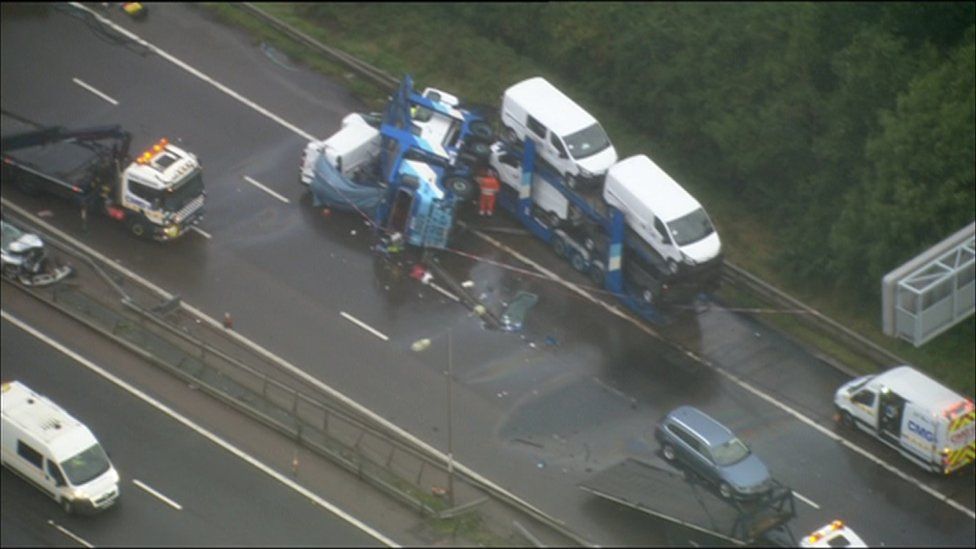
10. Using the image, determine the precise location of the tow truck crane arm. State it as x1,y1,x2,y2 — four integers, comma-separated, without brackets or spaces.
1,125,132,165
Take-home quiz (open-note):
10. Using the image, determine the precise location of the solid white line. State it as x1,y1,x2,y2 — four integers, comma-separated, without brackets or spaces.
72,77,119,106
47,520,94,548
244,176,290,204
340,311,389,341
5,311,399,547
189,226,212,239
466,226,976,521
132,479,183,511
26,6,976,526
67,3,317,141
792,490,820,510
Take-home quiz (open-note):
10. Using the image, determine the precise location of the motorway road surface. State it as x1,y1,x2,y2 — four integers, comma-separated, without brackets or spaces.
2,4,973,546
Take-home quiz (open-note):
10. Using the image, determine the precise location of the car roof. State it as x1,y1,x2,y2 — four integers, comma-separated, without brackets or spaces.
668,405,734,446
504,77,598,137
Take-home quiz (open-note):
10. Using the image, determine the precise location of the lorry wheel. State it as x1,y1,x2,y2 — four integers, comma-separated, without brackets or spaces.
662,444,676,461
446,176,475,200
552,236,567,258
466,141,492,161
61,498,74,514
571,252,587,272
468,120,493,142
129,220,146,238
719,482,733,499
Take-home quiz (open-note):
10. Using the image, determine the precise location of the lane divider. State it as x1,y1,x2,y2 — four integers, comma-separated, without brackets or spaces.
72,77,119,106
340,311,389,341
132,479,183,511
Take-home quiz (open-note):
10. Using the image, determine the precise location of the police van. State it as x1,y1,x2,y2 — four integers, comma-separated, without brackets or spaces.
834,365,975,474
1,381,120,513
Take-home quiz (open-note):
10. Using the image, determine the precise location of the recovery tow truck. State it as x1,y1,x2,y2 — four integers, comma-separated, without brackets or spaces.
1,123,205,241
579,458,797,546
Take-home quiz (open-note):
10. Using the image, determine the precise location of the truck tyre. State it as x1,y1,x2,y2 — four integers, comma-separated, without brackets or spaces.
62,498,74,514
468,120,493,142
129,219,147,238
662,444,676,462
466,140,492,161
552,236,567,258
446,177,475,201
719,482,733,499
571,251,587,272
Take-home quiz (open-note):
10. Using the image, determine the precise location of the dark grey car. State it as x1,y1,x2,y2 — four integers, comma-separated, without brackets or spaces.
654,405,774,499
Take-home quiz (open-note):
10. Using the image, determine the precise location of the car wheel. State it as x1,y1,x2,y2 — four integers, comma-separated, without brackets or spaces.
552,236,567,258
62,498,74,515
666,258,679,274
719,482,733,499
662,444,676,462
841,411,855,429
588,265,605,286
571,251,587,272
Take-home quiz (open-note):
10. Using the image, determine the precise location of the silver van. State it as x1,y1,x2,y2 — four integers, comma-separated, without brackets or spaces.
500,77,617,189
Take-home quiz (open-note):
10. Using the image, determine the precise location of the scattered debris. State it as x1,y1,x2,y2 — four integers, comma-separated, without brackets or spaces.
411,338,431,352
37,210,53,218
461,280,475,288
544,336,558,346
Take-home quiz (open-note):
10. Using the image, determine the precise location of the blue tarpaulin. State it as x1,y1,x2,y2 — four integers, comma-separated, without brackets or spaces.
309,153,385,213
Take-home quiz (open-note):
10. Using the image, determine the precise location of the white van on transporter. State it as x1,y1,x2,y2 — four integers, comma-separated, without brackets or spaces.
834,365,975,474
603,154,722,274
500,77,617,190
1,381,120,514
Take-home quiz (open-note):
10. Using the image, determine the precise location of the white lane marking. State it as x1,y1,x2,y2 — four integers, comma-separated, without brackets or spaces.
340,311,389,341
189,226,212,239
244,176,290,204
4,311,399,548
47,520,94,548
0,199,588,547
132,479,183,511
72,77,119,106
792,490,820,510
68,3,316,142
465,226,976,521
24,7,976,526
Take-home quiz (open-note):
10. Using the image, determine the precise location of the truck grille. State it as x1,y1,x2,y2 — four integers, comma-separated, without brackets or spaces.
176,196,204,223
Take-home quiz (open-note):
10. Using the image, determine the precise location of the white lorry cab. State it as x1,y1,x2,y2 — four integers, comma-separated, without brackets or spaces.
1,381,120,514
834,366,976,474
301,113,381,186
501,77,617,189
603,155,722,274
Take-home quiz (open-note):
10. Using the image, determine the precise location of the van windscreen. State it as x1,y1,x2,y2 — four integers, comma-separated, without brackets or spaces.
564,123,611,160
60,443,112,486
667,208,715,247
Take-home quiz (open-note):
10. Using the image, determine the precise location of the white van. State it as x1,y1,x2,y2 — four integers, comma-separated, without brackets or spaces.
501,77,617,189
1,381,120,514
834,365,975,474
300,113,381,185
488,142,571,227
603,155,722,273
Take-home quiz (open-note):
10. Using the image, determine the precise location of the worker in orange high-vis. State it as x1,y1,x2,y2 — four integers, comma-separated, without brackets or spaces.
476,168,501,216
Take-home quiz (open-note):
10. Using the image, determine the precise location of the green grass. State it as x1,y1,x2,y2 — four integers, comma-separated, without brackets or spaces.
196,3,973,397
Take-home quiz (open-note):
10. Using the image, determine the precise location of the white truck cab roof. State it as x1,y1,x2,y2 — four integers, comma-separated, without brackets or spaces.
125,138,199,191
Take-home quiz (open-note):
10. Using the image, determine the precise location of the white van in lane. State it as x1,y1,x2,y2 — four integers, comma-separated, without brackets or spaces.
1,381,120,514
834,365,975,474
501,77,617,189
603,154,722,274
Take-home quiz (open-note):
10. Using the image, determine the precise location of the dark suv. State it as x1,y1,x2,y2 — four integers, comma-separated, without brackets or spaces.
655,406,774,499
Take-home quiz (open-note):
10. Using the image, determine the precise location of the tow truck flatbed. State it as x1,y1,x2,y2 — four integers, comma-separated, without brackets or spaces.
579,458,796,545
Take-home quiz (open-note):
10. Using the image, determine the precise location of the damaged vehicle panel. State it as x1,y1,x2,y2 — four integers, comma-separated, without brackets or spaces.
1,219,73,287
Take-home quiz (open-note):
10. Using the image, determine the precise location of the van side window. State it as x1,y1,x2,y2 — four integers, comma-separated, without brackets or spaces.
654,218,669,240
17,441,43,468
550,134,567,158
853,390,876,407
526,116,547,139
46,460,66,486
